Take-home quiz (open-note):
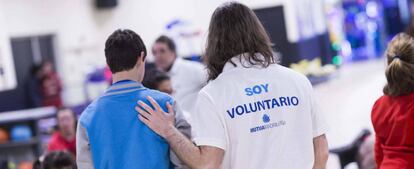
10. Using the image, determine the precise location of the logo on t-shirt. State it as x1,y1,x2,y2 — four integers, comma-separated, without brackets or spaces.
250,119,286,133
263,114,270,123
250,111,287,133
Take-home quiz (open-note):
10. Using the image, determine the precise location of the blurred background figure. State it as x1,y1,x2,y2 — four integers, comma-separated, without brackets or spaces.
152,35,206,112
143,67,173,95
40,61,62,108
330,129,376,169
357,136,376,169
47,108,76,157
33,151,77,169
27,64,43,108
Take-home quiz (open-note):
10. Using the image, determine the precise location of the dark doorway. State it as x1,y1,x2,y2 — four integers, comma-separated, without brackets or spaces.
254,6,292,66
0,35,56,112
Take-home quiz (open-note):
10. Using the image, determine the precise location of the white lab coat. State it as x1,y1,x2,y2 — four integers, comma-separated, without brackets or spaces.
167,57,207,113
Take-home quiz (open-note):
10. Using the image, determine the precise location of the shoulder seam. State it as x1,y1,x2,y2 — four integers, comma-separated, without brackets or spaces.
199,90,217,107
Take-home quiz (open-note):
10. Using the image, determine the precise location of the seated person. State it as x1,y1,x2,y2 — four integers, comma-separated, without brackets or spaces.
48,108,77,156
357,136,376,169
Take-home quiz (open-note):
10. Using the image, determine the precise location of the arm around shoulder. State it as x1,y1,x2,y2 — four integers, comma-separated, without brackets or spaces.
136,96,225,169
164,127,225,169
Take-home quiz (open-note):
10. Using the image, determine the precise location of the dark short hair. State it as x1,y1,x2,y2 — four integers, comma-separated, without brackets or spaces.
105,29,147,73
155,35,176,53
56,108,77,119
142,66,170,90
205,2,276,81
30,64,42,76
383,33,414,96
43,151,76,169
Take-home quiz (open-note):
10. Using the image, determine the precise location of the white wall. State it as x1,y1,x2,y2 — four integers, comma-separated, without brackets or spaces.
0,8,16,91
0,0,326,106
0,0,212,105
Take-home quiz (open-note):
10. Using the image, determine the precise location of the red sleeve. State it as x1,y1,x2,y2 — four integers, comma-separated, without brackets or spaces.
374,135,384,167
47,133,64,152
47,139,59,151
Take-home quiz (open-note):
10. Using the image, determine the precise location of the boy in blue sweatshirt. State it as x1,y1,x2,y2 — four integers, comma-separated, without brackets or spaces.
76,29,190,169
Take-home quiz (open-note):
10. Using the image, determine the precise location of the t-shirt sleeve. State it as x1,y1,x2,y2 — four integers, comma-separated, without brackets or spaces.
76,122,94,169
173,102,192,139
47,136,58,151
47,133,63,152
191,91,227,150
309,83,329,137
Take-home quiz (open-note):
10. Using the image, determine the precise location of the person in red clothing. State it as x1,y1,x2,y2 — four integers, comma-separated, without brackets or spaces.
48,108,77,156
41,61,63,108
371,33,414,169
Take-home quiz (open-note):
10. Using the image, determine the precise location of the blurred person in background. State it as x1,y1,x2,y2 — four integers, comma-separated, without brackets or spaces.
136,2,328,169
357,136,377,169
27,64,43,108
404,22,414,37
104,66,112,85
371,33,414,169
152,35,206,112
143,68,173,95
48,108,77,156
33,151,77,169
40,61,63,108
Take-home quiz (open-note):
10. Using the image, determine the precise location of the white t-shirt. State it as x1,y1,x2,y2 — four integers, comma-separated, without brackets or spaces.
191,54,328,169
168,58,207,113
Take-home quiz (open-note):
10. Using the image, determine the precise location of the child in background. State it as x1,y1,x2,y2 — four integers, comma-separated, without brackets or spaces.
371,33,414,169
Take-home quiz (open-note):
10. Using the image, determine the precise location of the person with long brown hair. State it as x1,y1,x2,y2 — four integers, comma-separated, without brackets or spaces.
136,2,329,169
371,33,414,169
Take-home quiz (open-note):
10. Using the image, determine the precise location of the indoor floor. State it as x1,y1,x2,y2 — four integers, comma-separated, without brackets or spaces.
318,59,386,169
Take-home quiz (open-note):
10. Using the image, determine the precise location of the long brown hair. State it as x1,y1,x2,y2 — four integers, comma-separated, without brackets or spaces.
383,33,414,96
204,2,276,81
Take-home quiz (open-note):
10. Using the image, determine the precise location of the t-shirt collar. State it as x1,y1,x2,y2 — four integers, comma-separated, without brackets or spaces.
106,80,143,93
222,53,265,72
